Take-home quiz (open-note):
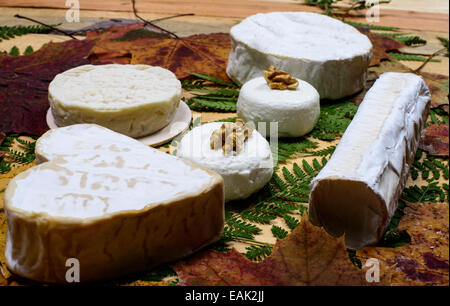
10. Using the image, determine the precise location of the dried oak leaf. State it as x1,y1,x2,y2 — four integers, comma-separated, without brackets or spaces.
419,124,449,156
87,24,231,81
173,217,391,286
358,28,406,67
420,72,449,110
0,39,95,136
358,202,449,286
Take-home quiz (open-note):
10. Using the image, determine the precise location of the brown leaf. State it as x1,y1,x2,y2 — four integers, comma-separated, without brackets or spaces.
420,72,449,110
419,124,449,156
173,217,391,286
358,202,449,286
358,28,406,67
0,39,95,136
88,24,231,81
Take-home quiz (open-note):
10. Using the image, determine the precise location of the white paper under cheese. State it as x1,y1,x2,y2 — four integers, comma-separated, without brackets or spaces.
226,12,373,99
48,64,181,138
309,72,431,250
4,124,224,282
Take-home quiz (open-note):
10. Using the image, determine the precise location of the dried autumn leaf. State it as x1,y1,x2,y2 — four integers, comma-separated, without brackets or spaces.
420,72,449,110
358,28,406,67
358,202,449,286
419,124,449,156
173,217,391,286
88,24,231,81
0,39,95,136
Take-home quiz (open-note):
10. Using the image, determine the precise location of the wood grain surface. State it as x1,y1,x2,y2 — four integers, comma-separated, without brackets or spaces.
0,0,448,32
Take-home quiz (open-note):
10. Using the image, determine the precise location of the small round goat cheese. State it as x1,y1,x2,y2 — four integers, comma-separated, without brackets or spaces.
226,12,373,99
177,122,274,202
237,76,320,137
48,64,182,138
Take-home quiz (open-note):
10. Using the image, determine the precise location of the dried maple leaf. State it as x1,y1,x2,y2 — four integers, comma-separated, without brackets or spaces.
419,124,449,156
0,39,95,136
420,72,449,110
358,28,406,67
88,24,231,81
358,202,449,286
173,217,391,286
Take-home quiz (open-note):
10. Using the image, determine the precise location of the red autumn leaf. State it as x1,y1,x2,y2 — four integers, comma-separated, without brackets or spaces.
358,202,449,286
88,24,231,81
173,217,391,286
419,124,449,156
0,39,95,136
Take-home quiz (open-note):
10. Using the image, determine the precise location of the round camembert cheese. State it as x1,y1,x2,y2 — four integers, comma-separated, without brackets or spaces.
226,12,373,100
177,122,274,202
4,124,224,283
48,64,182,138
237,77,320,137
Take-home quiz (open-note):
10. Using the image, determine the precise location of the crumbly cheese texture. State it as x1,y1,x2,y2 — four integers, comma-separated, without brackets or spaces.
176,122,273,202
237,77,320,137
4,124,224,283
226,12,373,99
48,64,182,138
309,73,431,250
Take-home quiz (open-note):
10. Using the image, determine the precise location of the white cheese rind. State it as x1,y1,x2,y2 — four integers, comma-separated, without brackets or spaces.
48,64,182,138
309,72,431,250
176,122,274,202
4,124,224,283
237,77,320,137
226,12,373,100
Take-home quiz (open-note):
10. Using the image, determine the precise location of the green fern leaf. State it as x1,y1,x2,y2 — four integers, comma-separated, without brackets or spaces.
271,225,288,239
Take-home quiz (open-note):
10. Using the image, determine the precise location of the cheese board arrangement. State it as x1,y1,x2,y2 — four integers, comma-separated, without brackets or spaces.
0,8,448,287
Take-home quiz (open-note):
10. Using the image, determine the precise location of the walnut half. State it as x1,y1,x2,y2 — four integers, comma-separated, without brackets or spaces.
264,65,299,90
210,119,254,155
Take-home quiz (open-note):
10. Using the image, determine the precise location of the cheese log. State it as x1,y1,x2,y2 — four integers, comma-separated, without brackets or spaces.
237,77,320,137
309,73,431,250
226,12,372,100
177,122,274,202
4,124,224,283
48,64,181,138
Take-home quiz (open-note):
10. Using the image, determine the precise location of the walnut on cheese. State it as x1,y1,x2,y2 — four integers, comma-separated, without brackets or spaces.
237,74,320,137
4,124,224,283
263,66,299,90
309,72,431,250
178,122,273,202
210,119,254,155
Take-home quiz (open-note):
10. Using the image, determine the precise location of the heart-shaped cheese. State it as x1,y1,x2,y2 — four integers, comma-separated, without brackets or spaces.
4,124,224,283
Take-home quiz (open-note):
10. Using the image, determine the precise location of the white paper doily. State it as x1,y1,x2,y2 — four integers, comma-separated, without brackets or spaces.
46,101,192,147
